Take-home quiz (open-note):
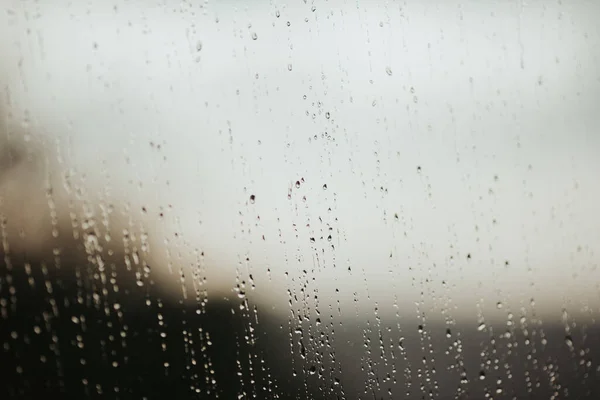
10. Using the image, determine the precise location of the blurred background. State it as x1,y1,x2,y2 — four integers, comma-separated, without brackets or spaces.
1,0,599,398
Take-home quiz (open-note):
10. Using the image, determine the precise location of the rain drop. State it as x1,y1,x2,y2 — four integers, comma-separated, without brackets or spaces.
565,335,574,348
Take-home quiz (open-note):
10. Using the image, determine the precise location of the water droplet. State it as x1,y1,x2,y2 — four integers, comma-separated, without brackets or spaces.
385,66,393,76
251,32,258,40
565,335,574,348
250,194,256,204
477,322,486,331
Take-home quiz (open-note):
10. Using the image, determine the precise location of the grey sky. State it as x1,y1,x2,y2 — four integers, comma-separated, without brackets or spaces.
1,0,599,323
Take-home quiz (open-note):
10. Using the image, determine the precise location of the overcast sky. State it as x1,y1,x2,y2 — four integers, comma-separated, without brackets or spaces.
1,0,599,323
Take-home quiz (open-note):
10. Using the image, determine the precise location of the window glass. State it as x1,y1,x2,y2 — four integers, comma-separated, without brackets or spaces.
1,1,599,398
